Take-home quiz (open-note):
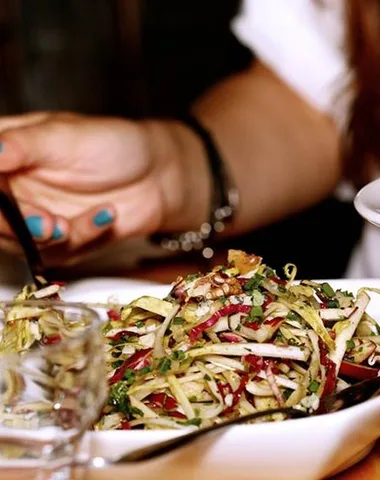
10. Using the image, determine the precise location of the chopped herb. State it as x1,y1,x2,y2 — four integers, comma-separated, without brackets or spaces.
139,366,152,376
235,324,242,332
131,407,144,417
204,374,212,381
264,267,276,278
252,290,265,306
308,380,320,393
112,352,121,358
346,339,355,350
327,299,340,308
286,311,301,322
171,350,186,361
135,321,144,329
123,369,135,384
282,388,293,401
158,358,172,375
321,282,335,298
278,285,287,294
219,296,228,305
111,360,124,369
173,317,185,325
108,381,131,414
250,305,263,319
244,274,264,291
339,290,354,298
183,418,202,427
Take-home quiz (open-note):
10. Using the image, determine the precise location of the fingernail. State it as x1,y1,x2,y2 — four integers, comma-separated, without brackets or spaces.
52,224,63,241
0,141,3,153
26,216,44,238
93,210,114,227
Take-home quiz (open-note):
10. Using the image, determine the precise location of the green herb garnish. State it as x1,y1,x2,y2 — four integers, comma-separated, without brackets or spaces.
244,274,264,291
158,358,172,375
308,380,320,393
321,282,335,298
346,339,355,350
327,299,340,308
172,350,186,361
183,418,202,427
139,366,152,376
108,381,131,414
173,317,185,325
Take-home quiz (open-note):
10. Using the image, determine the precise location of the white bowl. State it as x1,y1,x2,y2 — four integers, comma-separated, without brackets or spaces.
354,177,380,227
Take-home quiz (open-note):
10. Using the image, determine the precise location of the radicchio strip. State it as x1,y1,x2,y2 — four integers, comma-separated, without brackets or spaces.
145,392,178,411
107,310,121,321
221,374,249,415
319,340,337,397
108,348,153,385
189,304,251,342
42,334,62,345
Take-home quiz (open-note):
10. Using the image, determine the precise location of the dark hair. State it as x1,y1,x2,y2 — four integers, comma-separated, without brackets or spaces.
345,0,380,186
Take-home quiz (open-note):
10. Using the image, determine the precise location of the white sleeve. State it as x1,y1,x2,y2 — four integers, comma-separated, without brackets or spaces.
232,0,348,117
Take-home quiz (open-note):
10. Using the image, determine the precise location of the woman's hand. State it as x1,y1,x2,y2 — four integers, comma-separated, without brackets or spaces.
0,112,210,266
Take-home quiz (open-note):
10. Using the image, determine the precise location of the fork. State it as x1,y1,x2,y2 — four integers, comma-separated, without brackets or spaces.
0,174,46,287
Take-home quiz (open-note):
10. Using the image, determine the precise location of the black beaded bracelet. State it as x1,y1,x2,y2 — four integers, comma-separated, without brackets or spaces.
150,114,239,259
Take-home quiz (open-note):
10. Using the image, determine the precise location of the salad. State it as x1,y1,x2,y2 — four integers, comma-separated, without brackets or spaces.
1,250,379,430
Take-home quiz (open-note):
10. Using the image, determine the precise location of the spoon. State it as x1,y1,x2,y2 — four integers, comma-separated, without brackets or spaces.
81,376,380,468
0,175,46,287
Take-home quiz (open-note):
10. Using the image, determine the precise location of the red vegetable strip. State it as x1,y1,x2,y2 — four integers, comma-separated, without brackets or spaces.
42,334,62,345
219,332,244,343
244,321,261,331
243,354,265,373
319,340,337,397
222,374,249,415
264,317,283,327
120,420,131,430
107,310,121,321
145,392,178,411
108,348,153,385
107,330,134,342
339,361,379,380
189,305,251,342
269,277,286,285
262,295,273,310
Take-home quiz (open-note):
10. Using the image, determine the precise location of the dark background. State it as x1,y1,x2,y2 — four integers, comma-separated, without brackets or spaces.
0,0,362,278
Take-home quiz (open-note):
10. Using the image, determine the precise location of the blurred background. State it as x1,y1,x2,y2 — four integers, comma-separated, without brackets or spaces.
0,0,251,118
0,0,363,280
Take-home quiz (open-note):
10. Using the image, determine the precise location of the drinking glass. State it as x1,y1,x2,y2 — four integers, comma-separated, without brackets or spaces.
0,301,107,479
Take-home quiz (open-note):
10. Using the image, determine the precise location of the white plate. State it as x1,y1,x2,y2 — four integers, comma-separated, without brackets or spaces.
1,278,380,480
354,177,380,227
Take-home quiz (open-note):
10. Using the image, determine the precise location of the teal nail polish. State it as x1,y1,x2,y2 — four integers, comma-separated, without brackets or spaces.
93,210,114,227
52,224,63,241
26,216,44,238
0,141,3,153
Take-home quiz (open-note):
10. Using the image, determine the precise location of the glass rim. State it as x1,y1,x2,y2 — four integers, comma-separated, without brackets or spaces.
0,300,102,361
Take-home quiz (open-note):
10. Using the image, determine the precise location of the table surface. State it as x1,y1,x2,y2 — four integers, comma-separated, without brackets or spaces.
3,256,380,480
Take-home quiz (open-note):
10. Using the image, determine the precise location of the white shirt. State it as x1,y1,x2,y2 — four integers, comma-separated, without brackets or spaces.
232,0,380,278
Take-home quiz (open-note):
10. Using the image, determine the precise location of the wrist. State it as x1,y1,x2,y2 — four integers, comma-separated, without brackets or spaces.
139,119,211,233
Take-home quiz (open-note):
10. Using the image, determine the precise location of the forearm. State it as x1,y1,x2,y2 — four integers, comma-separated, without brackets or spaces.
142,61,341,235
